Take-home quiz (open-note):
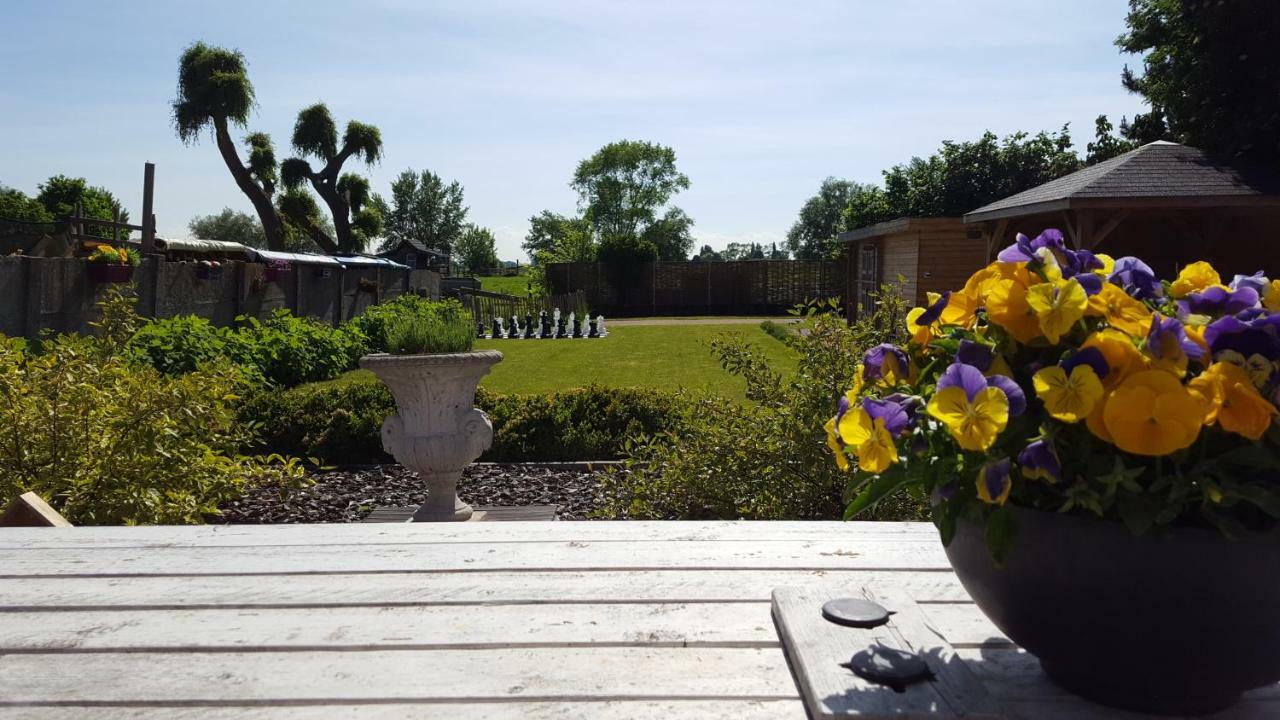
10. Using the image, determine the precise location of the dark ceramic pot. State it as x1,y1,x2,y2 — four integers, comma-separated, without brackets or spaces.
945,506,1280,715
86,264,134,283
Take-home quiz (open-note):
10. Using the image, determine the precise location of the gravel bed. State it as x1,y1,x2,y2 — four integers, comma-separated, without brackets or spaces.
217,463,608,524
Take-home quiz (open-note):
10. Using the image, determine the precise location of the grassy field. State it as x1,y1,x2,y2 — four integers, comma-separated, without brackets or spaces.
477,274,536,296
333,323,796,397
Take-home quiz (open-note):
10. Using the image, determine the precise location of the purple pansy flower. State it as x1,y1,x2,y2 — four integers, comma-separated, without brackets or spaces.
956,340,994,372
1177,285,1260,317
937,362,1026,416
1018,439,1062,484
1073,271,1104,296
1147,314,1205,362
1204,313,1280,360
977,458,1012,504
915,291,951,326
1061,347,1110,381
996,229,1065,263
862,397,913,436
863,343,909,382
1109,256,1163,300
1231,272,1270,295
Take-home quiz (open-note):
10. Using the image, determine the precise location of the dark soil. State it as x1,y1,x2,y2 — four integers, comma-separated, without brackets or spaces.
217,464,608,523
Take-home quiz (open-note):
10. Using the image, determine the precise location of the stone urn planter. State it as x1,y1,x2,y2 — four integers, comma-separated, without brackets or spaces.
359,350,503,521
945,506,1280,715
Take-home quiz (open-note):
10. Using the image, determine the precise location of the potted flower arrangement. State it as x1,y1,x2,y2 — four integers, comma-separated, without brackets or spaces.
85,244,139,283
359,304,501,521
828,229,1280,714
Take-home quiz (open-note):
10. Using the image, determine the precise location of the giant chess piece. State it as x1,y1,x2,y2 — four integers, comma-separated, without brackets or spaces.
523,314,535,339
476,318,487,339
570,312,582,338
509,315,520,339
540,311,553,339
588,316,599,338
556,314,568,338
491,317,503,340
596,315,607,337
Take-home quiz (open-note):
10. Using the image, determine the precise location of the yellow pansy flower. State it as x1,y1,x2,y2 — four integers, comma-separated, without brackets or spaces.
1033,364,1104,423
986,278,1041,344
824,417,850,472
1082,330,1145,390
1102,370,1203,456
1086,283,1152,337
1264,280,1280,312
1093,253,1115,276
1170,261,1223,299
962,261,1030,306
926,386,1009,452
906,307,935,346
1194,362,1276,439
1026,278,1087,344
837,407,899,474
1086,392,1114,443
1214,349,1274,389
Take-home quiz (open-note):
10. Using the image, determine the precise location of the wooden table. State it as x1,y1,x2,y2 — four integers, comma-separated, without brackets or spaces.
0,521,1273,718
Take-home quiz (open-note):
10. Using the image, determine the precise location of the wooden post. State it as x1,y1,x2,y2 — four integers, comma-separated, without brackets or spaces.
112,207,121,244
141,162,156,255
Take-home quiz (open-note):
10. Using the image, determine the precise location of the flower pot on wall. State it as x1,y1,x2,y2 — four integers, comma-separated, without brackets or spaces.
358,350,502,521
944,506,1280,715
86,264,134,283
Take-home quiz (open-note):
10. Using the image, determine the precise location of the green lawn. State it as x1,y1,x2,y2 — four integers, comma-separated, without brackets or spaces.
477,274,536,296
334,323,796,397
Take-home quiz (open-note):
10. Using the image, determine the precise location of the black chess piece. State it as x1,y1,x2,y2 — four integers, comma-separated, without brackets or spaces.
540,311,552,339
571,315,582,338
556,316,568,338
588,317,599,338
491,317,502,339
476,318,486,339
523,314,535,339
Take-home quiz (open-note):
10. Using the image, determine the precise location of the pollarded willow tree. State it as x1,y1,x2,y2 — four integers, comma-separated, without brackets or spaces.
280,104,384,255
172,42,287,250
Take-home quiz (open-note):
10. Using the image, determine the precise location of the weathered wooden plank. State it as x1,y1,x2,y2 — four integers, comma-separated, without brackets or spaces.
0,539,949,577
918,603,1012,648
772,587,1001,719
0,570,971,609
0,648,799,703
2,700,810,720
0,521,940,549
0,602,781,651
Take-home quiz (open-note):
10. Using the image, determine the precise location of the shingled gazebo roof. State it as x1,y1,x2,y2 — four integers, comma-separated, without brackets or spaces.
964,141,1280,224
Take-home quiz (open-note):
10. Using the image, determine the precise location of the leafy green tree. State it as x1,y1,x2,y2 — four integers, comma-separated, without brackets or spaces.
275,188,331,253
378,169,467,254
172,42,286,250
768,242,789,260
0,186,53,223
640,207,695,260
842,128,1081,231
787,177,860,259
691,244,722,262
722,242,766,261
1086,114,1138,164
522,211,596,262
189,208,264,247
36,175,130,240
454,223,499,272
1118,0,1279,165
279,104,384,254
572,140,691,242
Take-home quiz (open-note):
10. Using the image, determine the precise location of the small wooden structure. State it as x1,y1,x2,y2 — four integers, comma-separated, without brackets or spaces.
837,217,986,317
378,237,451,273
965,141,1280,277
1,521,1274,717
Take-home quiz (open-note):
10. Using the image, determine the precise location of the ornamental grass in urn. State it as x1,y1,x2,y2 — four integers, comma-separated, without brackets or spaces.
827,229,1280,715
360,303,501,521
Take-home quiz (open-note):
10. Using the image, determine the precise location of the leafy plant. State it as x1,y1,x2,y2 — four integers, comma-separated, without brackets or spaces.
759,319,795,346
227,310,365,386
384,303,473,355
596,292,928,521
86,245,138,266
0,287,306,525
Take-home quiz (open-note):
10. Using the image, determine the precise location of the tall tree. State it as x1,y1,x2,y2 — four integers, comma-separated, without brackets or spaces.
522,211,595,263
36,175,129,241
1086,115,1138,165
640,207,695,260
786,177,859,259
454,223,499,272
189,208,264,247
0,186,53,224
172,42,286,250
280,103,384,254
378,169,467,254
1118,0,1279,166
572,140,692,244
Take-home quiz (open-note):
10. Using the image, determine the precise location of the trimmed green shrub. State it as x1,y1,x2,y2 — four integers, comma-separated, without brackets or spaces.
384,303,473,355
227,310,365,387
759,319,795,345
595,290,930,521
0,288,307,525
129,314,229,375
346,295,463,355
238,377,685,464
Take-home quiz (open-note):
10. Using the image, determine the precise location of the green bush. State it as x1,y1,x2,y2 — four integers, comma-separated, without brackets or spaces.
0,288,307,525
227,310,365,387
346,295,463,355
384,302,473,355
595,291,931,521
129,314,229,375
238,377,685,464
759,319,795,345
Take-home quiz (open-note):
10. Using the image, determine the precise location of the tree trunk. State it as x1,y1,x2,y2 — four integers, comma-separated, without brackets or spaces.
213,116,286,251
311,176,353,255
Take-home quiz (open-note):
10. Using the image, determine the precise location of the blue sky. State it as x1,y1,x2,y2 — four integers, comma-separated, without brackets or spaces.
0,1,1148,260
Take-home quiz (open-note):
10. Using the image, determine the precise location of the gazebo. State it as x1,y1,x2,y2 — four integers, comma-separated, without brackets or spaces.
964,141,1280,276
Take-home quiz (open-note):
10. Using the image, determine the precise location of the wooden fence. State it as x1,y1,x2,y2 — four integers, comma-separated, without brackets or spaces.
543,259,847,316
456,288,589,323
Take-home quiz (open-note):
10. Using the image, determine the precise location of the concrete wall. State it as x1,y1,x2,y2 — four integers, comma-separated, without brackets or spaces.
0,256,442,340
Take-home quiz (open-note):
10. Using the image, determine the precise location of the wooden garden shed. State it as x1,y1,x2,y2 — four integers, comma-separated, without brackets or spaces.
837,217,986,316
965,141,1280,277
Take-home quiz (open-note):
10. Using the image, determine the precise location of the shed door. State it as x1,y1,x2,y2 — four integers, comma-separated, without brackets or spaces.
856,241,879,316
